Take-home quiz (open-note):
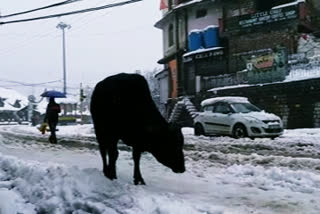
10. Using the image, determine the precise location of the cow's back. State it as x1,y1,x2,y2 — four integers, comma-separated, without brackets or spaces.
90,73,166,131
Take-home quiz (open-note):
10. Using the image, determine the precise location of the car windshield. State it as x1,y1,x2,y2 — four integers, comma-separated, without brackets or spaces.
231,103,261,113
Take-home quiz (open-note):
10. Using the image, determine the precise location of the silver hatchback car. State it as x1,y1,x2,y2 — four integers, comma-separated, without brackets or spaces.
194,97,283,139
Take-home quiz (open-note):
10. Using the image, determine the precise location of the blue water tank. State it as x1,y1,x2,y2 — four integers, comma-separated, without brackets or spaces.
188,31,202,51
203,26,220,48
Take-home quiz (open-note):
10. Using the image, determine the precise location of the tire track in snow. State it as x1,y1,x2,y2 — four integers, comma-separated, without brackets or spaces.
1,127,320,173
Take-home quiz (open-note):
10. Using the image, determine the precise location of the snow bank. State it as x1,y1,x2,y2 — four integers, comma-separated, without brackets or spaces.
224,164,320,193
1,125,320,213
0,152,224,214
0,155,122,213
8,124,96,138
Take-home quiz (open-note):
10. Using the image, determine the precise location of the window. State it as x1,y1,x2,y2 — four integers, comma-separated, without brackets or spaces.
196,9,207,18
168,24,174,47
231,103,261,113
203,105,214,112
214,103,232,114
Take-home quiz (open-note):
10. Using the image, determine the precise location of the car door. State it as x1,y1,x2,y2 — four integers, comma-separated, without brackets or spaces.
201,105,216,134
202,103,220,134
212,102,233,134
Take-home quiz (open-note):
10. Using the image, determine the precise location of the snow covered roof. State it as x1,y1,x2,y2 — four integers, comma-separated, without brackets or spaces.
155,0,208,28
201,96,249,106
57,96,78,105
285,67,320,82
183,47,224,58
0,87,28,111
208,84,251,92
0,104,19,112
174,0,204,10
34,95,79,114
272,0,305,9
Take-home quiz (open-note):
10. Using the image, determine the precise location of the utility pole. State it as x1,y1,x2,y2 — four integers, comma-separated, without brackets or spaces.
79,83,86,124
80,83,83,124
56,22,71,95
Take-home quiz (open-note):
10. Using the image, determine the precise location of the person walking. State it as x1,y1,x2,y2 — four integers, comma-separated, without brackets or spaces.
44,97,61,144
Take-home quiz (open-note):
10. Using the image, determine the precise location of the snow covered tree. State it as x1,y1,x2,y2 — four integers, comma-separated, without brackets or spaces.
142,68,161,109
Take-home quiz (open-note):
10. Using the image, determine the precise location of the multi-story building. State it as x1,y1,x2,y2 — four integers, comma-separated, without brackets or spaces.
155,0,320,128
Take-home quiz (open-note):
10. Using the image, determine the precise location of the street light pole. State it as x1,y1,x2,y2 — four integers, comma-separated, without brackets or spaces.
56,22,71,95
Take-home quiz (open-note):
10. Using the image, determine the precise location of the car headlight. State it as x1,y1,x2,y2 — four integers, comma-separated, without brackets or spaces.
245,117,261,124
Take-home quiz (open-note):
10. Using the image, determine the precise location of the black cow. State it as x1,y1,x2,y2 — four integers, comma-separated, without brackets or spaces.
90,73,185,185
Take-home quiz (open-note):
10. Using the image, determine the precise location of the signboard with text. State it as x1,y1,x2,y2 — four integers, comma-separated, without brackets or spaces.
225,5,299,32
246,47,288,84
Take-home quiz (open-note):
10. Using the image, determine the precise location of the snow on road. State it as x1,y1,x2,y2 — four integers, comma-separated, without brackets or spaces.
0,125,319,213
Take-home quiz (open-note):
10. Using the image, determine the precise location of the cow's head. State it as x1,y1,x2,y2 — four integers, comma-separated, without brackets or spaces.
150,123,185,173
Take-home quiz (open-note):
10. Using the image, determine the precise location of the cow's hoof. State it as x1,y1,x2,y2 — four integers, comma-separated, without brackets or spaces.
134,178,146,185
104,170,117,180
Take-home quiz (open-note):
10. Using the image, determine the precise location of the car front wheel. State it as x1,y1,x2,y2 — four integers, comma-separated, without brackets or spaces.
194,123,205,136
233,124,247,139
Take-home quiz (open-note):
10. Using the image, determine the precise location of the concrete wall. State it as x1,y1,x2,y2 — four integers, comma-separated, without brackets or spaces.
162,17,177,57
159,73,169,104
310,0,320,12
187,6,222,32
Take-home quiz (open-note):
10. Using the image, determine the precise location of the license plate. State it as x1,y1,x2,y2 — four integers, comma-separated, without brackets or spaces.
269,125,280,129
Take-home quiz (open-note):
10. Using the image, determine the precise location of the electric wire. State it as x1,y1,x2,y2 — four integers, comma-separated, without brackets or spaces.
0,78,93,90
0,0,82,19
0,0,142,25
67,0,117,35
0,0,141,94
66,0,112,25
0,79,62,86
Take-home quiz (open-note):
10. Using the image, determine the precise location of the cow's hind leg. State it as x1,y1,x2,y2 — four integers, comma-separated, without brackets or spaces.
133,148,146,185
106,139,119,180
98,142,109,178
97,134,119,180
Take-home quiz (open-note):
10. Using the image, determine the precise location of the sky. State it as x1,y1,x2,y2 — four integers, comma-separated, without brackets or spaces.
0,0,163,97
0,125,320,213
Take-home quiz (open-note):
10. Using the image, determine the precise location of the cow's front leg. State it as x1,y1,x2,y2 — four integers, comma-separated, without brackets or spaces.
133,148,146,185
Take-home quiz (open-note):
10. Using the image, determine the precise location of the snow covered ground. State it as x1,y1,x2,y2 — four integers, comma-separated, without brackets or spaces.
0,124,319,214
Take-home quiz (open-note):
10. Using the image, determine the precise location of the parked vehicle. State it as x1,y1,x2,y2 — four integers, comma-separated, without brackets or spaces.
194,97,283,139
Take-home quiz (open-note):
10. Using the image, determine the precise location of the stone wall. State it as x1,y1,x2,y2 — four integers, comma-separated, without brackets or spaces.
313,102,320,128
205,78,320,129
229,30,297,55
227,29,298,73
